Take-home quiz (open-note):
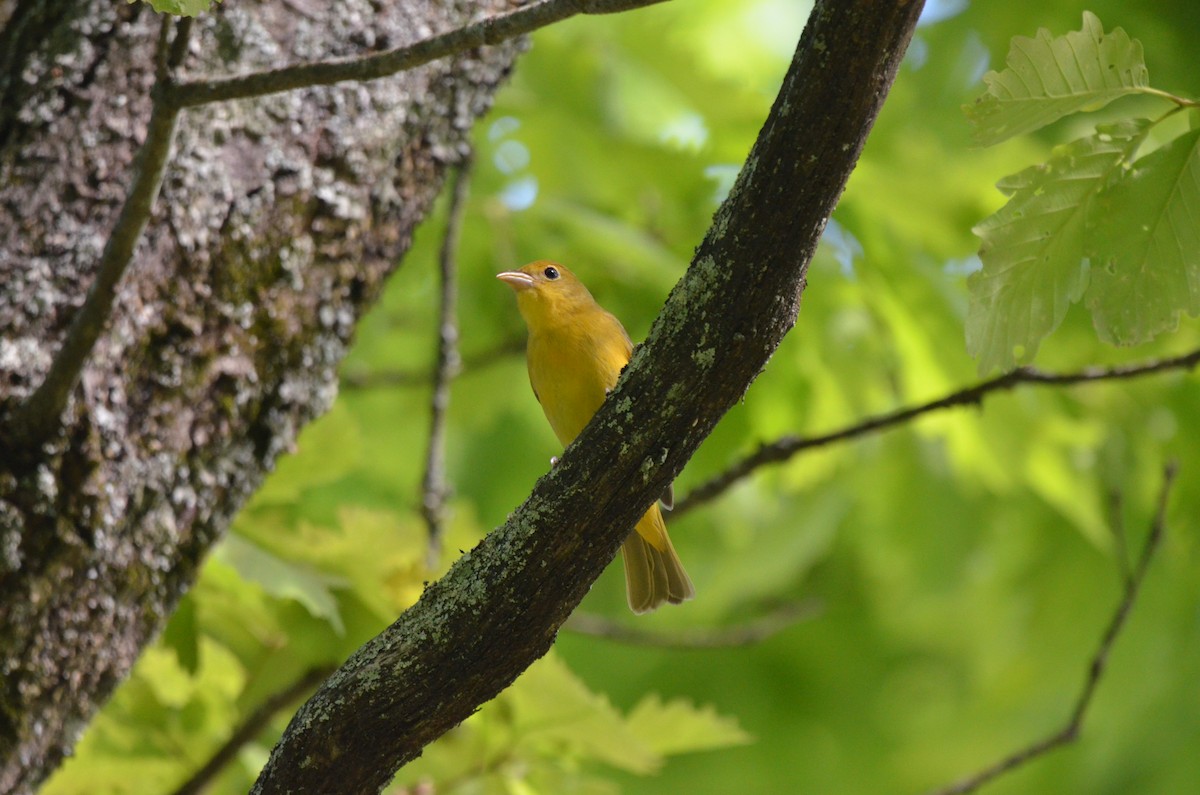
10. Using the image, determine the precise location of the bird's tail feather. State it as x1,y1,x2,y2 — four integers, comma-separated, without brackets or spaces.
622,508,694,614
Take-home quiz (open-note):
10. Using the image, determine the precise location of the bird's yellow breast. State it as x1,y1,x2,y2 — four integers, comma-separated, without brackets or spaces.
526,308,632,446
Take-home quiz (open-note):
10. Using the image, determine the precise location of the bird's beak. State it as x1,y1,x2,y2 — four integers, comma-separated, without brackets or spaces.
497,271,535,291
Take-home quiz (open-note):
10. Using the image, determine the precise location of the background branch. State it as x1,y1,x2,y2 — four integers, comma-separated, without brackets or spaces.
927,462,1178,795
171,0,670,108
676,348,1200,516
421,156,472,569
564,601,820,649
4,0,667,458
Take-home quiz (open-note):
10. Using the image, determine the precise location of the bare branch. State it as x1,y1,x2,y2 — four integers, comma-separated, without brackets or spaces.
340,336,524,390
927,462,1178,795
4,17,192,456
564,601,820,649
676,349,1200,516
171,0,670,108
1106,486,1132,587
170,666,335,795
421,156,473,569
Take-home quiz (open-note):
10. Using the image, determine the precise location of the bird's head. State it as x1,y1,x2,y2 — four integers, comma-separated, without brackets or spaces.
497,261,597,327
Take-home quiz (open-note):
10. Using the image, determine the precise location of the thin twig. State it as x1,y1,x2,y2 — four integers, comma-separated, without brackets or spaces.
675,349,1200,516
1106,486,1132,588
170,665,335,795
927,462,1178,795
564,600,820,649
5,17,192,456
421,156,473,569
166,16,194,71
340,336,525,390
171,0,670,108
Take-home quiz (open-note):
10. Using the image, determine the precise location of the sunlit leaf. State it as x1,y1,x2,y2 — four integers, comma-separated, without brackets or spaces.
1085,127,1200,345
216,534,348,634
966,120,1150,372
507,654,662,775
253,402,362,505
965,12,1148,145
626,694,752,756
604,52,708,150
160,595,200,675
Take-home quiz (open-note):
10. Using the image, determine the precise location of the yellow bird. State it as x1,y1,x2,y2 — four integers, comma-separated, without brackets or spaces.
498,261,695,614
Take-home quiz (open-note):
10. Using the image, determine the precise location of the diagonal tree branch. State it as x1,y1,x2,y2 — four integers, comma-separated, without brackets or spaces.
171,0,670,108
421,156,472,569
675,348,1200,516
250,2,928,792
927,461,1178,795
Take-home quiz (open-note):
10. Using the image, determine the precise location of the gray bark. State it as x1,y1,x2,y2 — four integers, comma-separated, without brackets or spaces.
0,0,520,791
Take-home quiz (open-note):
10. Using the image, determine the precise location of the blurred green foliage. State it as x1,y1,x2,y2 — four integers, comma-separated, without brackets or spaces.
966,12,1200,371
47,2,1200,794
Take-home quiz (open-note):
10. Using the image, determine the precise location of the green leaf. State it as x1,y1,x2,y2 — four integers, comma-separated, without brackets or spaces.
626,695,752,757
507,654,662,775
1085,127,1200,344
216,533,348,635
965,12,1148,146
966,120,1150,372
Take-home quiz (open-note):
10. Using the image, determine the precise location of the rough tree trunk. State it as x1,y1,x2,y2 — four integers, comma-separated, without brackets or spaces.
0,0,520,791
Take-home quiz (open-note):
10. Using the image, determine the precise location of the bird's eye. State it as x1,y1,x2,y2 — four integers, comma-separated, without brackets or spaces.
543,266,559,280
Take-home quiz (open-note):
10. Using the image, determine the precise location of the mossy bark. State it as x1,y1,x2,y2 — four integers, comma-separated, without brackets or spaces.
0,1,520,791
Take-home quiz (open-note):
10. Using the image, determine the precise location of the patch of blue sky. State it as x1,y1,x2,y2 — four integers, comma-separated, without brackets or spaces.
500,176,539,211
823,218,864,279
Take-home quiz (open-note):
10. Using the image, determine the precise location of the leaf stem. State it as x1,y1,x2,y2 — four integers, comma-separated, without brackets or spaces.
1136,86,1200,109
